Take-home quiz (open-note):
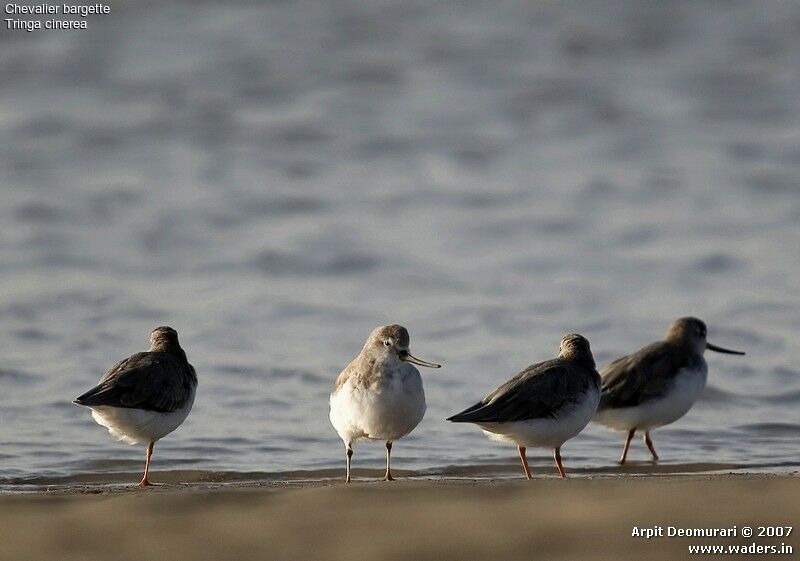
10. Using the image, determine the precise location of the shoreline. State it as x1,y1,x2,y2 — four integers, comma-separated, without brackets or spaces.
1,459,796,494
1,469,796,496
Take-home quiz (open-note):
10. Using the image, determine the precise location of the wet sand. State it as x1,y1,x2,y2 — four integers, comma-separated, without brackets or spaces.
1,474,797,561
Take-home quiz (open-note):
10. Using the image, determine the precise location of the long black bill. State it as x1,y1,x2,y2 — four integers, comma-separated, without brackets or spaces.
706,342,745,355
399,350,441,368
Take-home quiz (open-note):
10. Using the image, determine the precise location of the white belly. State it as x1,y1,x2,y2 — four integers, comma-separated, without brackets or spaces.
477,387,600,449
89,390,195,445
329,367,426,445
594,366,707,431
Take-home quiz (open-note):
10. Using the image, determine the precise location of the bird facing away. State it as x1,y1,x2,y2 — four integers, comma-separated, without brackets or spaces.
74,326,197,486
329,324,441,483
448,334,601,479
593,317,744,464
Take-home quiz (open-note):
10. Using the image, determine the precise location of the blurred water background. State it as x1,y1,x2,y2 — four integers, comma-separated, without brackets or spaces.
1,0,799,487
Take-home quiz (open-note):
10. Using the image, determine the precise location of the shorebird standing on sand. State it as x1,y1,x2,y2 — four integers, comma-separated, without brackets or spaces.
594,317,744,464
329,324,441,483
448,334,601,479
74,326,197,486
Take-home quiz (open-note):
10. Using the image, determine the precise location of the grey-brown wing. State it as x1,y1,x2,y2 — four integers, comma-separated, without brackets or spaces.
448,359,596,423
75,352,195,413
332,357,362,393
599,342,681,409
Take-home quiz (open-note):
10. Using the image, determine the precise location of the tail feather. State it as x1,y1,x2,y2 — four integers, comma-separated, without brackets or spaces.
74,383,113,407
446,401,487,423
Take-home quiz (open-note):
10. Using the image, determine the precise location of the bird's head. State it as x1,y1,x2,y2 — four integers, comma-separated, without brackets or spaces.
559,333,595,366
149,326,184,357
665,317,744,356
365,324,441,369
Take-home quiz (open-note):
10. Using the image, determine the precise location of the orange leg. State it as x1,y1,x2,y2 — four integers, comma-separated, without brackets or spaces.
383,441,395,481
644,431,659,462
138,441,155,487
619,429,635,465
345,444,353,483
553,447,567,478
517,446,533,480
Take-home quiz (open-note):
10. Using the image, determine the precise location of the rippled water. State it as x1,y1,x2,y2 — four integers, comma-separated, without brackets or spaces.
1,0,799,487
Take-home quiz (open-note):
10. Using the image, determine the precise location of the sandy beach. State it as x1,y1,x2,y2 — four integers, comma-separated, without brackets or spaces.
1,474,797,561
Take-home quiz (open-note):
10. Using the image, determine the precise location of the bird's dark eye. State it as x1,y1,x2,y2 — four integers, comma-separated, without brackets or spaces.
383,340,391,347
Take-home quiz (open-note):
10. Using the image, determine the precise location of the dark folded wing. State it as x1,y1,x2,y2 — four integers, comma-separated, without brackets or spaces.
599,342,682,409
448,359,596,423
75,352,195,413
